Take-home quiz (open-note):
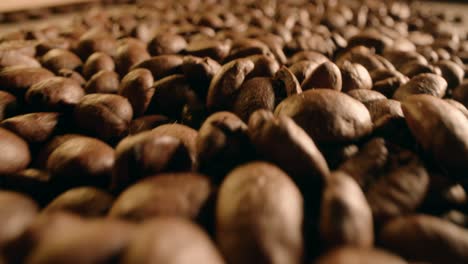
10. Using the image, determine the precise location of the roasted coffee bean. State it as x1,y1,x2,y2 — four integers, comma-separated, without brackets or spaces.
115,41,151,76
272,66,302,101
128,114,170,135
217,162,303,264
132,55,183,80
232,77,276,121
74,94,133,141
400,61,441,78
1,112,62,143
121,218,224,264
110,173,212,221
75,29,117,59
206,58,255,111
224,38,271,62
319,172,373,248
289,51,329,66
25,219,134,264
26,77,84,111
0,191,38,248
181,55,221,98
112,132,192,190
347,89,387,103
196,112,252,182
302,61,343,91
0,127,31,175
365,99,404,122
41,49,83,74
340,61,372,92
148,33,187,56
43,187,113,217
244,54,279,79
3,213,82,263
84,70,120,94
435,60,465,89
0,91,17,121
393,73,447,101
57,69,86,87
380,215,468,263
383,50,428,70
315,247,406,264
403,95,468,179
46,136,114,188
82,52,115,79
118,68,154,117
288,60,320,84
0,66,54,96
248,110,329,183
373,75,409,98
0,52,41,69
185,38,230,62
151,123,198,164
275,89,372,143
348,31,393,54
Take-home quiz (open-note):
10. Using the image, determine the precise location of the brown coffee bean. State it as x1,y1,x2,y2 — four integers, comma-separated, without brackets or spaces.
403,95,468,179
132,55,183,80
0,66,54,96
121,218,224,264
0,91,17,121
181,55,221,98
248,110,329,183
275,89,372,143
288,60,320,84
348,31,393,54
112,132,192,190
196,111,252,182
57,69,86,87
232,77,275,121
46,136,114,188
115,42,151,76
289,51,329,66
217,162,303,264
74,94,133,141
128,115,170,135
338,49,386,72
148,33,187,56
400,61,441,78
365,99,404,122
0,168,52,204
0,40,36,58
373,75,409,98
383,50,428,70
26,219,134,264
110,173,211,221
34,134,82,169
148,74,199,119
43,187,113,217
185,38,230,62
393,73,447,101
41,49,83,74
272,66,302,102
224,38,271,62
320,172,373,249
0,191,38,248
245,54,279,79
118,68,154,117
84,70,120,94
82,52,115,79
302,61,343,91
3,213,82,263
26,77,84,111
206,58,255,111
370,69,406,83
347,89,387,104
0,52,41,69
435,60,465,89
1,112,61,143
315,247,406,264
75,29,117,59
338,62,372,93
0,127,31,175
380,215,468,263
36,38,71,57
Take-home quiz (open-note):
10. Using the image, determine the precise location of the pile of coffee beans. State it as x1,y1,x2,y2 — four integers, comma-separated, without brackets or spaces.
0,0,467,263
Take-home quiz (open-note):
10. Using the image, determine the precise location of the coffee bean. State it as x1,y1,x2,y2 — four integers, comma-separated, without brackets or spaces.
26,77,84,111
217,162,303,264
128,114,170,135
41,49,83,74
110,173,211,221
46,136,114,188
0,127,31,175
340,61,372,92
185,38,230,62
84,70,120,94
132,55,183,80
151,123,198,165
1,112,62,143
0,66,54,96
82,52,115,79
181,56,221,98
302,61,343,91
275,89,372,143
121,218,224,264
118,68,154,117
365,99,404,122
320,172,373,248
0,52,41,69
380,215,468,263
74,94,133,141
393,73,447,101
373,75,409,98
232,77,276,121
57,69,86,87
75,29,117,59
435,60,465,89
399,61,441,78
115,41,151,76
148,33,187,56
